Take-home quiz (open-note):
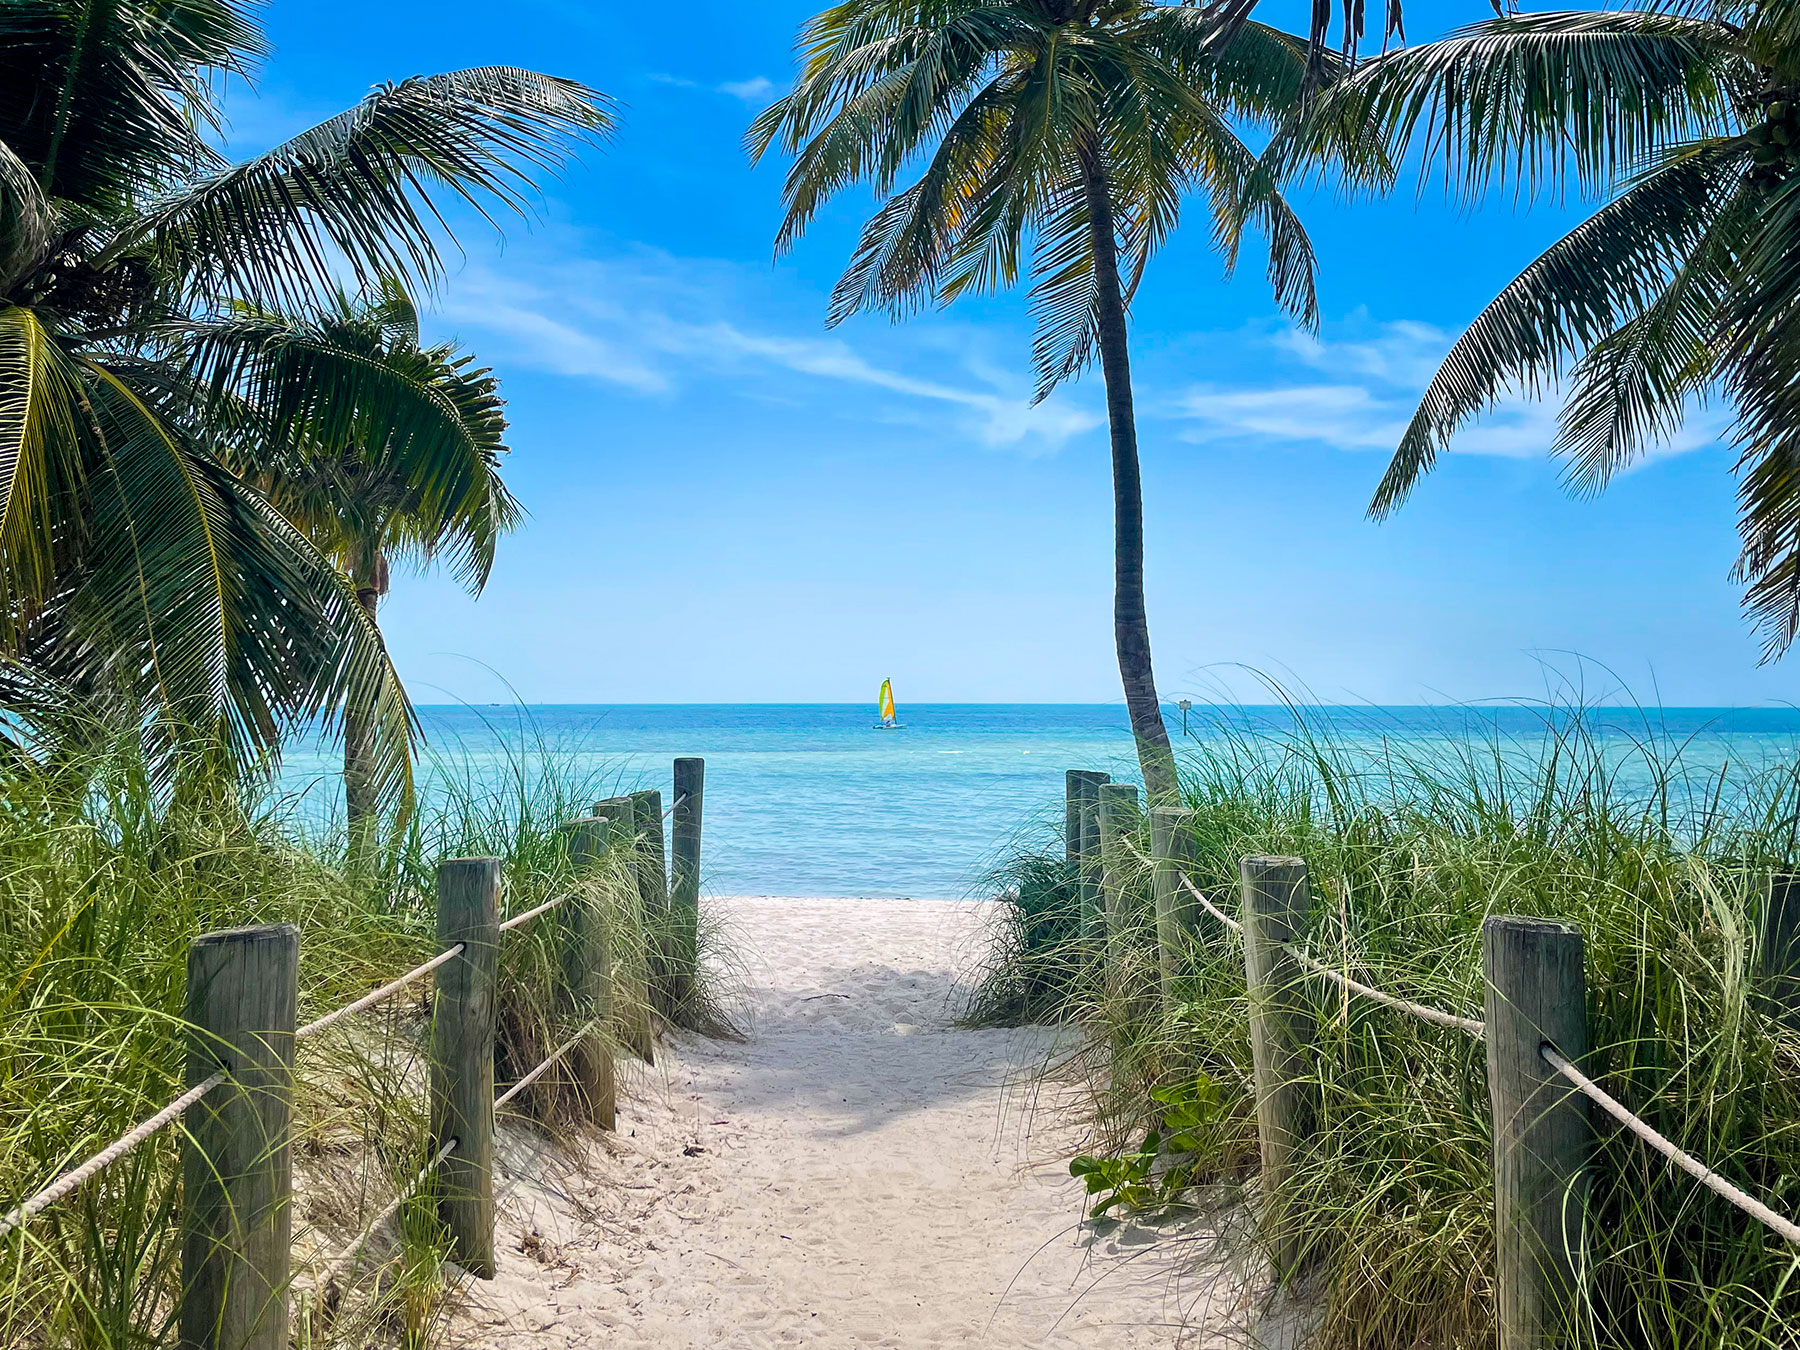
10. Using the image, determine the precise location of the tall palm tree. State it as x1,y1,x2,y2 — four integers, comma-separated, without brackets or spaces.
750,0,1332,803
1307,4,1800,654
184,282,521,835
0,0,608,807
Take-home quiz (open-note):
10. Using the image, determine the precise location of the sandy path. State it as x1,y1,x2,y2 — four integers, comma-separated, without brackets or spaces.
452,897,1232,1348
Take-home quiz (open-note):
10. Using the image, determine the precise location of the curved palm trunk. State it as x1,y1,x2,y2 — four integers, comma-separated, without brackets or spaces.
343,578,382,851
1078,141,1179,806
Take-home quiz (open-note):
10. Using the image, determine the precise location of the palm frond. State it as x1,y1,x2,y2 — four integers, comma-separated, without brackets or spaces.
0,306,83,633
114,68,613,308
1553,183,1745,493
74,357,415,809
1320,11,1741,202
1371,140,1741,518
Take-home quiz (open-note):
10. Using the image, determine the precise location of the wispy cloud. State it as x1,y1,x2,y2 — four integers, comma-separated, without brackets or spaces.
436,247,1100,452
1168,319,1726,467
718,76,775,102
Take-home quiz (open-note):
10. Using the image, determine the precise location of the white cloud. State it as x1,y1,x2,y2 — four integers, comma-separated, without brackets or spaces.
1171,320,1726,467
718,76,775,102
436,249,1099,453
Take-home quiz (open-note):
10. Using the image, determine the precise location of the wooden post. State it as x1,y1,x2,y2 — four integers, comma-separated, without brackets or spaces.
670,758,705,1022
561,818,616,1129
1066,770,1106,861
629,788,671,1017
1239,855,1317,1279
1149,807,1199,1007
593,796,654,1063
431,858,499,1278
1097,783,1141,946
1760,875,1800,1028
1077,774,1110,943
1483,917,1590,1350
180,924,299,1350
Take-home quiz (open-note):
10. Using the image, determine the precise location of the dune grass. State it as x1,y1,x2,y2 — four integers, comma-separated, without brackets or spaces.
970,703,1800,1349
0,717,726,1348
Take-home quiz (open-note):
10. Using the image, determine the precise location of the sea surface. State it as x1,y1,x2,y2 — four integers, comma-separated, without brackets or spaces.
276,704,1800,898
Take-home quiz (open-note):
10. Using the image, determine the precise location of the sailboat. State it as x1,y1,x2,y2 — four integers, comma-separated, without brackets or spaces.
875,678,902,730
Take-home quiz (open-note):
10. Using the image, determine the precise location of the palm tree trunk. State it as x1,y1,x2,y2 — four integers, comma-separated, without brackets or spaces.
1078,138,1179,806
343,581,382,849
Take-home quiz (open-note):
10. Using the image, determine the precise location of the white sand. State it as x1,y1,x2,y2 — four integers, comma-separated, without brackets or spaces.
451,897,1250,1348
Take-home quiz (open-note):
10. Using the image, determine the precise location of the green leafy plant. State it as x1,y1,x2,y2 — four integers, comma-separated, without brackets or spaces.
1070,1073,1227,1217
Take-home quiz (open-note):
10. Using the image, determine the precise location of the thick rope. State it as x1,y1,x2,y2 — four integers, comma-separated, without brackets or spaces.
308,1138,457,1295
1287,945,1486,1036
498,895,567,934
1173,872,1482,1034
494,1019,599,1112
1177,872,1244,936
0,1069,228,1240
296,945,464,1041
1542,1045,1800,1248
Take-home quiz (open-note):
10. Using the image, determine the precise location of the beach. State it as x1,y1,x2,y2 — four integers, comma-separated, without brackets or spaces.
449,896,1234,1347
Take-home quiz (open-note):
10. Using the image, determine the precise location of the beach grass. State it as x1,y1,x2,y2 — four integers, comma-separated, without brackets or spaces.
0,715,721,1347
970,701,1800,1348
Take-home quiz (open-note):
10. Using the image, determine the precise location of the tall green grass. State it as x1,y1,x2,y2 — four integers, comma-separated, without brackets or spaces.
972,703,1800,1349
0,716,701,1348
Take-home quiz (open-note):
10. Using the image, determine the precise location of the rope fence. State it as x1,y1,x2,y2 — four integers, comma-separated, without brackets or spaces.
0,757,709,1350
1170,872,1486,1037
308,1137,458,1298
1542,1045,1800,1248
297,944,465,1041
1076,776,1800,1338
496,1018,599,1112
0,1068,227,1242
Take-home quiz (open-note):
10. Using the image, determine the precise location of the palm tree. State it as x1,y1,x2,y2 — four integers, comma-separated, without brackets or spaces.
0,0,609,807
750,0,1331,803
1308,5,1800,654
184,282,521,836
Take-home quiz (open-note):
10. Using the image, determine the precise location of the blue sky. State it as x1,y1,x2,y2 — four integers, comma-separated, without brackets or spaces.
231,0,1786,708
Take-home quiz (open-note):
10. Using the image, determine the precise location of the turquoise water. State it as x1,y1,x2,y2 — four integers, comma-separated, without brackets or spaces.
276,704,1800,898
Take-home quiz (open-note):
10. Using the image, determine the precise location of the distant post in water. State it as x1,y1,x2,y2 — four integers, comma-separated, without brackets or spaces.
1077,773,1110,942
1097,783,1142,992
1760,875,1800,1028
181,923,299,1350
431,858,500,1278
593,796,655,1063
561,818,616,1129
670,759,705,1023
1239,855,1317,1279
1483,917,1590,1350
1149,807,1199,1006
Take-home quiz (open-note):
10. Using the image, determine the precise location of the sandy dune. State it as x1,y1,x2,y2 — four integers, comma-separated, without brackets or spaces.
451,897,1247,1348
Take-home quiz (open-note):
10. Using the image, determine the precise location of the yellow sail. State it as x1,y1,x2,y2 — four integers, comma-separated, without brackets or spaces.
878,679,896,725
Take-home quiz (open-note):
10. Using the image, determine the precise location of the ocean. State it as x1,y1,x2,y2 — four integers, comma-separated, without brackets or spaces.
276,704,1800,898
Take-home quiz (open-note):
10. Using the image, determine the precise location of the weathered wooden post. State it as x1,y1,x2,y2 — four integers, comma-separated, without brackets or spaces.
1077,773,1110,944
1097,783,1142,1003
670,758,705,1023
561,818,616,1129
1483,917,1590,1350
1149,807,1200,1007
1065,770,1105,860
629,788,671,1016
181,924,299,1350
1239,855,1317,1279
1760,875,1800,1027
592,796,655,1063
431,858,499,1278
